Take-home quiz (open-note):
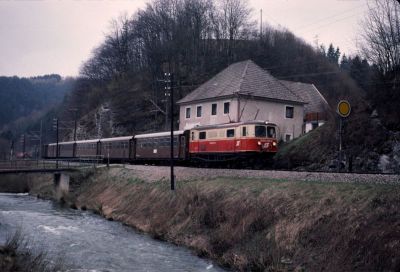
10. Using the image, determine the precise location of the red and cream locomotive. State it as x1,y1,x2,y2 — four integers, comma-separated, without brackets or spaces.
43,120,278,167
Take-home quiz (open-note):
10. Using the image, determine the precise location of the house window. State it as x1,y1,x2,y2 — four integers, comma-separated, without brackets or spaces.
242,127,247,137
285,106,294,118
211,103,217,115
185,107,191,119
226,129,235,138
224,102,230,114
196,106,202,117
285,134,292,142
199,131,206,139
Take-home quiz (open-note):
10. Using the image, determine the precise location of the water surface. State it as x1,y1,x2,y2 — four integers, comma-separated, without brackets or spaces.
0,193,225,272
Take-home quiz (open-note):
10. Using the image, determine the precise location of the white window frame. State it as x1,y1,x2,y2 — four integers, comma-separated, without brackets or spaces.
185,107,191,119
211,103,217,116
196,104,203,118
223,101,230,115
284,105,294,119
285,133,293,142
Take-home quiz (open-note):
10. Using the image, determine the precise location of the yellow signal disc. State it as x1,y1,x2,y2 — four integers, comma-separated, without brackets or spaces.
337,100,351,117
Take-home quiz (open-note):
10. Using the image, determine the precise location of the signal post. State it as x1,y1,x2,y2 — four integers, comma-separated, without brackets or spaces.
337,100,351,172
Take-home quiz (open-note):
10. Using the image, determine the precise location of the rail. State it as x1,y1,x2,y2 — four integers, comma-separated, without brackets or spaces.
0,156,104,172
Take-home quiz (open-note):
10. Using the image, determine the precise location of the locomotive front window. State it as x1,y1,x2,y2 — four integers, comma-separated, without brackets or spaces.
255,126,267,137
226,129,235,138
199,132,206,140
267,126,276,138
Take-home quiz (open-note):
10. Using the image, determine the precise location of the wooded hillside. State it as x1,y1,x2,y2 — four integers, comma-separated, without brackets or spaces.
0,75,75,158
6,0,399,172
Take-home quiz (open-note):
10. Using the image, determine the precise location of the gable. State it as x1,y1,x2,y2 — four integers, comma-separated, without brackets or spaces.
280,81,329,114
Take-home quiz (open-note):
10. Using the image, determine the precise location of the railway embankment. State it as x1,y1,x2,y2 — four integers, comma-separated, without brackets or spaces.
1,166,400,271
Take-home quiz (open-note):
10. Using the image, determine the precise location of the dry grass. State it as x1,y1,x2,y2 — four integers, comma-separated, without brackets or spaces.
0,229,65,272
62,169,400,271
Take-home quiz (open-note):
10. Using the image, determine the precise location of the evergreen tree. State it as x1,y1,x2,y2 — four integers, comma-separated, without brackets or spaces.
340,54,350,71
326,43,340,65
335,47,341,64
326,44,335,63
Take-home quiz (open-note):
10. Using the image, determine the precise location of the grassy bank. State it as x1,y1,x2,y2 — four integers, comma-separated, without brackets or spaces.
1,168,400,271
63,168,400,271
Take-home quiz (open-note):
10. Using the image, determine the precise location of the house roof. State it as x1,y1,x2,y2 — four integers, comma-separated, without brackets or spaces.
280,80,329,114
177,60,305,105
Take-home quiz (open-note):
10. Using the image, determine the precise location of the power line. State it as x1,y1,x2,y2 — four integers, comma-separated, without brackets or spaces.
297,13,362,35
294,3,367,32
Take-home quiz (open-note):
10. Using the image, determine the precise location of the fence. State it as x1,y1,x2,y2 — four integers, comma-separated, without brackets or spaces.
0,156,104,171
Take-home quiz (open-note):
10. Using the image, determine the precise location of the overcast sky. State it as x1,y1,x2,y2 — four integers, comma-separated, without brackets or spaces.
0,0,369,77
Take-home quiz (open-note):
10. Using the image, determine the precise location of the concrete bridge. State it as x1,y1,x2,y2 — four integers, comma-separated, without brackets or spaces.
0,159,102,174
0,159,102,200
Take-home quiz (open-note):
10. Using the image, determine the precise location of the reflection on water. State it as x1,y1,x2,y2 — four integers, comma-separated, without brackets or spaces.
0,193,224,272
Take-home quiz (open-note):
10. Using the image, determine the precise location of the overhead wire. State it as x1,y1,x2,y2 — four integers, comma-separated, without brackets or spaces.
294,3,368,33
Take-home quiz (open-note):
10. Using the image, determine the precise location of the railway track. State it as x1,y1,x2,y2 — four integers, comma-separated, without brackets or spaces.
121,164,400,185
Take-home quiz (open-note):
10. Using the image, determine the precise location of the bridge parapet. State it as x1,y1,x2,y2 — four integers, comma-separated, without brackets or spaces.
0,157,103,174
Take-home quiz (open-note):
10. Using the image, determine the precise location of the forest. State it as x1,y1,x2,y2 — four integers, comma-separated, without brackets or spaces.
0,75,75,158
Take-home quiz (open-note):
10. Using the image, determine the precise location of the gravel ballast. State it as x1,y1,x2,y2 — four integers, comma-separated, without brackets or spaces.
122,165,400,184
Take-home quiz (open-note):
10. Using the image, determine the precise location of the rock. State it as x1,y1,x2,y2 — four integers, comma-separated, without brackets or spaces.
101,205,116,219
378,155,390,173
370,109,379,118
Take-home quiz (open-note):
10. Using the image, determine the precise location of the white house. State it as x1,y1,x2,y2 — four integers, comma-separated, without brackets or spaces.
280,80,329,133
177,60,328,141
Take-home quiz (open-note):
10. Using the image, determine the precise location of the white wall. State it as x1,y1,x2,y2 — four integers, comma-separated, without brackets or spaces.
179,97,304,141
305,121,325,133
179,98,239,130
238,99,304,141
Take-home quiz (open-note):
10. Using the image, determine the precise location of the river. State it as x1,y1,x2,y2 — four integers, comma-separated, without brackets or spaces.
0,193,225,272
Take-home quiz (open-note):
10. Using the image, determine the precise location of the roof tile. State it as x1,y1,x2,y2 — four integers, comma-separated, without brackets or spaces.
177,60,305,104
280,80,329,114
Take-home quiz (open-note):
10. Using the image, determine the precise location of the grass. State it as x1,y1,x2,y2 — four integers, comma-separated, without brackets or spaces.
64,170,400,271
0,229,65,272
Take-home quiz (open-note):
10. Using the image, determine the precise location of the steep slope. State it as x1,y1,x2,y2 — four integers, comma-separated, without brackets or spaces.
0,75,75,158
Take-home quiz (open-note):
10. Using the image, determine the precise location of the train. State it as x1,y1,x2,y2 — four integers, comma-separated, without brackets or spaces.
43,120,278,167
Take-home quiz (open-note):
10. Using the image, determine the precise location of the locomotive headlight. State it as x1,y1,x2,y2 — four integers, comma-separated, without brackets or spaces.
257,141,261,145
272,142,277,147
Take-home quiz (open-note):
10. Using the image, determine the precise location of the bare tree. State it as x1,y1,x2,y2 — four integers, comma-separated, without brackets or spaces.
219,0,252,60
360,0,400,74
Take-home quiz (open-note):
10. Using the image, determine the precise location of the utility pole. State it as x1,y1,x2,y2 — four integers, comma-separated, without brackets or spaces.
164,69,175,191
10,140,14,161
260,9,263,39
338,118,343,172
74,112,77,141
39,120,43,159
22,134,26,158
69,108,78,142
53,118,59,169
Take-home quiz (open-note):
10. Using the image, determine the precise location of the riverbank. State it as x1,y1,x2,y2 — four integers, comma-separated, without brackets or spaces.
1,167,400,271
